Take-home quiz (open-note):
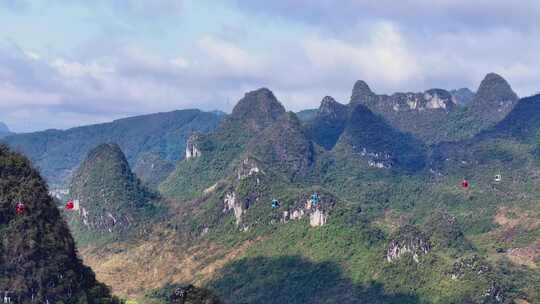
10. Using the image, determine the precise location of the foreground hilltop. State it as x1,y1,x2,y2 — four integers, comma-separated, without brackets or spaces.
0,145,118,303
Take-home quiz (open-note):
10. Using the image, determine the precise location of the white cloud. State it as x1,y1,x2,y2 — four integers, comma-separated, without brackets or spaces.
51,59,114,78
197,36,266,76
0,83,61,106
302,22,421,88
2,1,540,132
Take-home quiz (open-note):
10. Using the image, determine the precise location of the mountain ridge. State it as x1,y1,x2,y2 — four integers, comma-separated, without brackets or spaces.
348,73,518,144
3,109,223,187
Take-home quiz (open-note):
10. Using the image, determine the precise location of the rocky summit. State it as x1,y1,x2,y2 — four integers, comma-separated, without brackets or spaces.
227,87,287,133
308,96,349,150
470,73,519,124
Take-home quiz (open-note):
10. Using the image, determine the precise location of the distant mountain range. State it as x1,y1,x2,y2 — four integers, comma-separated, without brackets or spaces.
3,109,223,187
350,73,518,144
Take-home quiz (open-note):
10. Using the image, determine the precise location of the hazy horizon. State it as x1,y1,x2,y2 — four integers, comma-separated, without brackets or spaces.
2,0,540,132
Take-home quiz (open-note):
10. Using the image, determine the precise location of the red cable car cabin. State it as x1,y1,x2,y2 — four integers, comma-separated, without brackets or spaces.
461,179,469,189
15,202,26,215
65,200,75,210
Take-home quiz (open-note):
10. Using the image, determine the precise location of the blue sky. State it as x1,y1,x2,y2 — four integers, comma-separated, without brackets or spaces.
1,0,540,132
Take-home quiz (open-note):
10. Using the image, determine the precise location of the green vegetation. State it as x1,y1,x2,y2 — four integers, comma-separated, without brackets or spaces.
68,143,164,245
0,145,120,303
156,91,540,303
8,85,540,303
133,152,175,190
3,109,223,186
145,284,222,304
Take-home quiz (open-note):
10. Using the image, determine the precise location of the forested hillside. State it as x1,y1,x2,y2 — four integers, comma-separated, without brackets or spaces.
0,145,119,303
3,109,223,187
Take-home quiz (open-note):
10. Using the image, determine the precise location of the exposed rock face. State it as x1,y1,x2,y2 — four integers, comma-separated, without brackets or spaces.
282,192,336,227
387,225,431,263
0,145,116,303
228,88,286,133
319,96,348,117
309,209,328,227
347,75,518,143
308,96,349,150
69,143,157,235
186,134,203,159
351,79,456,113
237,157,264,180
450,255,491,280
223,192,243,226
484,93,540,139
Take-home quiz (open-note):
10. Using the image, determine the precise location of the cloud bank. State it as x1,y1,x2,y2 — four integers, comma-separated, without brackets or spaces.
1,0,539,131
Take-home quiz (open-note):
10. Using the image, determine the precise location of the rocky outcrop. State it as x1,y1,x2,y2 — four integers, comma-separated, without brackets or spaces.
223,192,244,226
281,192,336,227
448,255,505,302
423,210,467,249
351,79,456,113
237,157,264,180
186,134,203,159
449,255,491,280
387,225,431,263
484,282,505,303
309,209,328,227
347,75,518,143
359,148,393,169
